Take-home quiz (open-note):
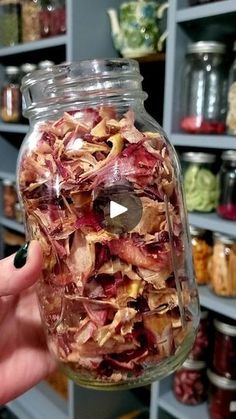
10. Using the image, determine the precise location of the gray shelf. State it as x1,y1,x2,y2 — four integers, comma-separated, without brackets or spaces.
188,212,236,236
171,133,236,149
0,123,28,134
0,171,16,181
199,286,236,320
177,0,236,22
0,217,25,234
0,35,68,57
158,390,209,419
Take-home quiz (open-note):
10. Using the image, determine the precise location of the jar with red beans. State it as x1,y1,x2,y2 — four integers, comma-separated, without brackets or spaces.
208,369,236,419
189,310,210,361
217,150,236,221
212,319,236,379
181,42,228,134
173,359,208,405
39,0,66,38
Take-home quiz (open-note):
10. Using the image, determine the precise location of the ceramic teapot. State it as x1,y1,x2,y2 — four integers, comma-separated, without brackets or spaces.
107,0,168,58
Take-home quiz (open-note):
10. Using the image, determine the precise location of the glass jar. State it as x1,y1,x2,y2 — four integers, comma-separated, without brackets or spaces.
173,358,208,405
181,152,219,212
1,66,21,123
212,319,236,379
226,42,236,135
39,0,66,38
189,310,210,361
190,226,212,285
181,42,228,134
2,179,17,218
208,369,236,419
208,233,236,297
38,60,55,70
17,60,200,389
22,0,41,43
0,1,21,47
15,202,23,223
2,229,25,257
217,150,236,221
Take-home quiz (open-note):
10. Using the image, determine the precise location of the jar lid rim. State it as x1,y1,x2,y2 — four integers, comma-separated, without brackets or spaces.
182,359,206,370
221,150,236,161
181,152,216,163
214,319,236,336
207,369,236,389
190,225,206,236
187,41,226,54
213,232,235,244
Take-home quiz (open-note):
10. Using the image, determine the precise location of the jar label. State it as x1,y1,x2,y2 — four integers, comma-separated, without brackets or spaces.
230,401,236,412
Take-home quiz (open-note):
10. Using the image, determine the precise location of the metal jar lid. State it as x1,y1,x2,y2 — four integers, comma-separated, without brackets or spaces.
181,359,206,370
187,41,226,54
214,319,236,337
6,66,19,75
190,225,206,237
200,310,209,320
207,369,236,390
213,232,235,245
181,152,216,164
21,63,37,74
2,179,14,186
221,150,236,162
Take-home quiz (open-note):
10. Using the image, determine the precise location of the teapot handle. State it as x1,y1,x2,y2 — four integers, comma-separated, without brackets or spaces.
156,2,169,52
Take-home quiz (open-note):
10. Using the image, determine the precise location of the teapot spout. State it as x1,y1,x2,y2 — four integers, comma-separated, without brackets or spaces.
107,8,121,51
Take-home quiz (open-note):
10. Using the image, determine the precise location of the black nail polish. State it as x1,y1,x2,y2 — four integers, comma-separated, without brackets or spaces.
14,243,29,269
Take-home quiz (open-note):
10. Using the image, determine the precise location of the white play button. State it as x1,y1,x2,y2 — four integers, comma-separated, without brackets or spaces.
110,200,128,219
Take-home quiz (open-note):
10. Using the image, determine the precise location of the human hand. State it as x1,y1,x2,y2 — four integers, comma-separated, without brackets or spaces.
0,241,56,405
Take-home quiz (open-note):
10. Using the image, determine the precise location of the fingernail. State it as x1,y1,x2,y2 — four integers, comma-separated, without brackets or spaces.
14,243,29,269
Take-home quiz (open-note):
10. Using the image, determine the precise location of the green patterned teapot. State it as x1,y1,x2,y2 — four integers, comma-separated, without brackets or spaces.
107,0,168,58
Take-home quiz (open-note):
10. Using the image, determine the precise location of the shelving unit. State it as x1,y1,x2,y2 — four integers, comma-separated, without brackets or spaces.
150,1,236,418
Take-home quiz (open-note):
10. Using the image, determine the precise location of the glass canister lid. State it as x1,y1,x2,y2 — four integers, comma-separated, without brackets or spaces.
208,369,236,390
189,225,206,237
6,66,19,75
221,150,236,161
181,152,216,163
214,319,236,337
187,41,226,54
182,359,206,370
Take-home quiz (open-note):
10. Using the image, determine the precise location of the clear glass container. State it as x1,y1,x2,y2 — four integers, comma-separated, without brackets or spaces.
173,358,208,405
208,233,236,297
217,150,236,221
1,66,21,123
208,369,236,419
22,0,41,43
190,226,212,285
181,42,228,134
39,0,66,38
17,59,200,389
189,310,210,361
226,41,236,135
0,1,21,47
2,179,17,219
181,152,219,212
212,319,236,379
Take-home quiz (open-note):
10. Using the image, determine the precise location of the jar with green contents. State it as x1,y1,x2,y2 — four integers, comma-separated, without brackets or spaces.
182,152,219,212
0,1,21,47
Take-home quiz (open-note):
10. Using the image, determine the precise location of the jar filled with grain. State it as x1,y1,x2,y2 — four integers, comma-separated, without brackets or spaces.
22,0,41,43
190,226,212,285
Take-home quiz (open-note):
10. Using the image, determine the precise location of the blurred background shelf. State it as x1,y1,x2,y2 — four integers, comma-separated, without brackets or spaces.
158,390,209,419
0,35,68,57
177,0,236,22
188,212,236,236
171,133,236,149
0,217,25,234
0,123,28,134
199,286,236,320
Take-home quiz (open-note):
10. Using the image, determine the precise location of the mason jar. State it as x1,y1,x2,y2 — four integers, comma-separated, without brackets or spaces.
217,150,236,221
181,41,228,134
208,369,236,419
226,42,236,135
212,318,236,379
17,59,199,389
190,226,212,285
181,152,219,212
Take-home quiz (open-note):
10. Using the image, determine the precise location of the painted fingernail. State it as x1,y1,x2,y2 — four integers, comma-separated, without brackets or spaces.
14,243,29,269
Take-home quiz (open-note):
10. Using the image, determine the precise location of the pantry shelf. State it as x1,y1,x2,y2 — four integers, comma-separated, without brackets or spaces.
188,213,236,236
0,123,28,134
176,0,236,22
199,286,236,320
0,217,25,234
158,390,209,419
0,35,68,57
171,133,236,149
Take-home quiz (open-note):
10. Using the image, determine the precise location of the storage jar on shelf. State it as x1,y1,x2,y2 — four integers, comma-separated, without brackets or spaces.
1,66,21,123
190,226,212,285
226,41,236,135
189,310,210,361
217,150,236,221
21,0,41,43
180,41,228,134
212,319,236,380
207,369,236,419
2,179,17,219
181,152,219,212
173,358,208,405
0,1,21,47
17,59,200,389
208,233,236,297
39,0,66,38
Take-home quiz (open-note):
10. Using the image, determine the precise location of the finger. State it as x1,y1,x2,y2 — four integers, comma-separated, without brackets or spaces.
0,241,43,297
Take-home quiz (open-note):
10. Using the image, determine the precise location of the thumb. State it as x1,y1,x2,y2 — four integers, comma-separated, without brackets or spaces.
0,241,43,297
